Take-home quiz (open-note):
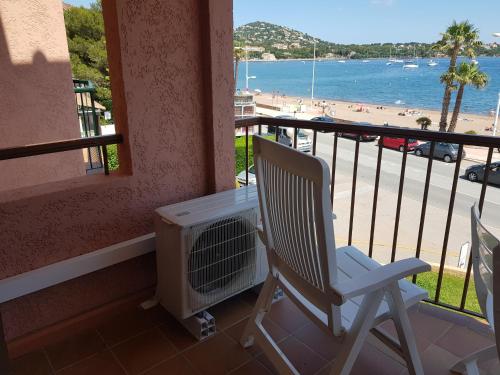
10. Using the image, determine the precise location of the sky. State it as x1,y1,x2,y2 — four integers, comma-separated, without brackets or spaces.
66,0,500,44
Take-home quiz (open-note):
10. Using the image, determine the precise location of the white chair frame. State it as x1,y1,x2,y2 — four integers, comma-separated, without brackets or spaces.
241,136,431,375
451,204,500,375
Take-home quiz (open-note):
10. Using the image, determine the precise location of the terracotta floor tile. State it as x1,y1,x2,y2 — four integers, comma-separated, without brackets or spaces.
207,296,253,330
257,336,327,375
97,308,157,346
229,359,273,375
407,343,461,375
142,355,198,375
11,351,52,375
45,330,105,370
111,328,177,375
158,314,199,351
349,342,406,375
435,323,494,358
225,317,288,357
293,322,343,361
184,333,252,375
56,351,125,375
266,298,309,334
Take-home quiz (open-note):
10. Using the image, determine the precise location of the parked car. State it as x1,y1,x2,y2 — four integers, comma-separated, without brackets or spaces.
267,117,312,152
465,162,500,185
414,142,465,163
338,122,378,141
310,116,336,133
236,165,256,186
379,137,419,152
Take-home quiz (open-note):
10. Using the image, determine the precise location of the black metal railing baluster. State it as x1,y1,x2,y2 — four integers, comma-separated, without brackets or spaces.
245,126,249,185
330,133,338,207
312,130,318,156
258,124,262,135
391,138,409,263
435,143,464,303
348,138,360,246
293,128,298,149
413,141,435,283
369,137,384,258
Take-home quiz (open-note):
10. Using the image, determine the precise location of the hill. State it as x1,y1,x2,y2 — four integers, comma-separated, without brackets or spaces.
234,21,500,60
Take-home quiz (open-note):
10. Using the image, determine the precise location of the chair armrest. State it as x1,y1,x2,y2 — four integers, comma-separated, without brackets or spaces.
332,258,430,301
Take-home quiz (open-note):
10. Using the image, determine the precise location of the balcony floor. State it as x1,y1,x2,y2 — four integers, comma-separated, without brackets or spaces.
11,290,498,375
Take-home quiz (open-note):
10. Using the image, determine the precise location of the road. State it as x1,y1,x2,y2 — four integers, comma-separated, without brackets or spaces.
312,132,500,267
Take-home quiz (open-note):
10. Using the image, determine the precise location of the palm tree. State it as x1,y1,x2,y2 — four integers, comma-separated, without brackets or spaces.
233,47,245,94
448,62,488,133
416,116,432,130
438,71,457,131
433,21,482,131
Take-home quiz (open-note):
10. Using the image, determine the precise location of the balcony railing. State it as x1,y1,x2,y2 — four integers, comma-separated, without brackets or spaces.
235,116,500,318
0,134,123,175
73,79,105,172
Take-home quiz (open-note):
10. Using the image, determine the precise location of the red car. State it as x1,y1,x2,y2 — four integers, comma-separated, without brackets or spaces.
379,137,419,152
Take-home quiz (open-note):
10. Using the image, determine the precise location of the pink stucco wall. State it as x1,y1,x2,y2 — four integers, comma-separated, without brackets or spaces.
0,0,85,192
0,0,235,342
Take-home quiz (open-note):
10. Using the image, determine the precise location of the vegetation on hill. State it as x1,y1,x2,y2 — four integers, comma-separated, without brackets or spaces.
64,1,111,110
234,21,500,60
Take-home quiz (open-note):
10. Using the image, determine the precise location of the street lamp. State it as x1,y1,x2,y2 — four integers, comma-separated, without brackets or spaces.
493,33,500,137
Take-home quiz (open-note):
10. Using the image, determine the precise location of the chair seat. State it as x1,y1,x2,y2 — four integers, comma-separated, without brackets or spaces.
337,246,428,331
280,246,428,333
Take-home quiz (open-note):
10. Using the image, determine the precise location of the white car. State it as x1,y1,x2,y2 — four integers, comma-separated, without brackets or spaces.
236,165,256,186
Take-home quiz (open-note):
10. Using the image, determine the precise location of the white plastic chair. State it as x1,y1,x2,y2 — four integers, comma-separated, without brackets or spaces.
241,136,431,375
451,204,500,374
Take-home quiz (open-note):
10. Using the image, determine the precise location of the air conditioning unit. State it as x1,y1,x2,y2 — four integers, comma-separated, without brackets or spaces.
154,186,268,320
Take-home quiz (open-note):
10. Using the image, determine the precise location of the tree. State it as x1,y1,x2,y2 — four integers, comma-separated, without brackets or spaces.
433,21,482,131
64,1,111,110
438,71,457,131
448,62,488,133
234,47,245,93
416,116,432,130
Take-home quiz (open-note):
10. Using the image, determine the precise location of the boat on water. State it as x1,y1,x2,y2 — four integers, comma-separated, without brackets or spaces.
362,59,370,63
427,60,438,67
403,61,419,69
472,59,479,65
338,60,346,63
386,62,392,66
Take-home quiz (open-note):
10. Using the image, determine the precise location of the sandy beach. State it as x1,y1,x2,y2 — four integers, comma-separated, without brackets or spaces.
254,92,497,135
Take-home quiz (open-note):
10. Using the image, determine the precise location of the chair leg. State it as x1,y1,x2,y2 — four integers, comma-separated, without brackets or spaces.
240,274,277,348
450,344,498,375
387,282,424,375
329,289,385,375
240,274,299,375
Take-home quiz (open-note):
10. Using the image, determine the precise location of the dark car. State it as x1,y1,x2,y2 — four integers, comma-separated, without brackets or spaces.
338,122,378,141
414,142,465,163
310,116,336,133
465,162,500,185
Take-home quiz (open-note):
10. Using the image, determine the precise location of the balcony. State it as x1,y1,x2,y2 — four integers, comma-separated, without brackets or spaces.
3,116,500,374
8,293,496,375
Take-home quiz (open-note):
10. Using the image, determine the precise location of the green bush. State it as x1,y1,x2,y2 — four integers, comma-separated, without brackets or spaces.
464,130,477,135
235,135,274,174
106,144,119,171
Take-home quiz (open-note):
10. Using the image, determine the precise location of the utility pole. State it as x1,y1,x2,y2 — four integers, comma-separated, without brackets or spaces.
311,40,316,103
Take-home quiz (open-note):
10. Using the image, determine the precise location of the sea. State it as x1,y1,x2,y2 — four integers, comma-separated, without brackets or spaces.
236,57,500,115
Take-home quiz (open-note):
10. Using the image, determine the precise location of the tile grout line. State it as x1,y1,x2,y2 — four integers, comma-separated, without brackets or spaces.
96,328,130,375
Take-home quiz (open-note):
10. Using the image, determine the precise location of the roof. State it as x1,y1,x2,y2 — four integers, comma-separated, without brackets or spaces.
75,93,106,111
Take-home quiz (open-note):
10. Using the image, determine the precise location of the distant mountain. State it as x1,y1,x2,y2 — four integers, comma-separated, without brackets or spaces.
234,21,500,60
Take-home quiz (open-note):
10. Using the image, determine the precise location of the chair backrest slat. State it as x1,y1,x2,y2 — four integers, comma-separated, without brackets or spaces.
253,136,341,330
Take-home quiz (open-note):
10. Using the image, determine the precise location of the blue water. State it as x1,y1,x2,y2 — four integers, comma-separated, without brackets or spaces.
237,57,500,115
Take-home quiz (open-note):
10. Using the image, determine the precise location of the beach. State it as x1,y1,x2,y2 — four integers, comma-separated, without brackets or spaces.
254,91,497,135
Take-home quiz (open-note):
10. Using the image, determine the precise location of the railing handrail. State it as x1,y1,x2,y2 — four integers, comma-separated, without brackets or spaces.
235,116,500,148
73,79,96,93
0,134,122,161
